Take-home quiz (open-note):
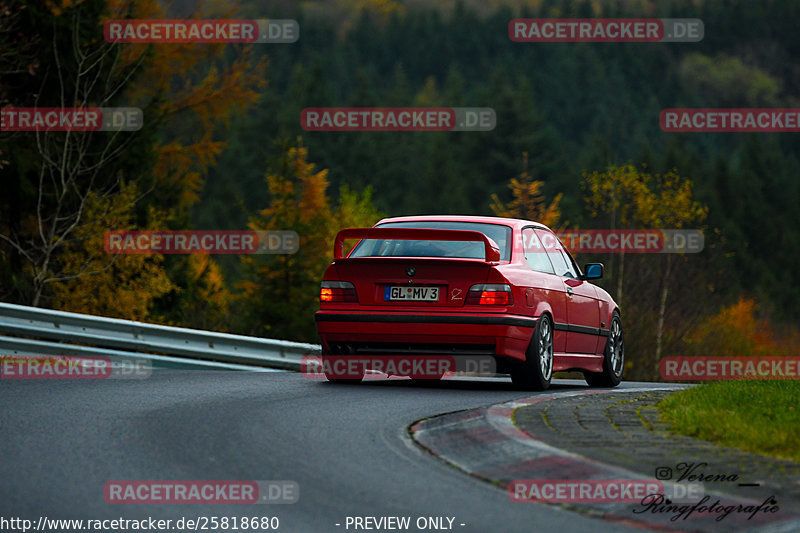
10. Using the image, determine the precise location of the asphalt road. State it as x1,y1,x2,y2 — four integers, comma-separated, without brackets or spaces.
1,371,679,533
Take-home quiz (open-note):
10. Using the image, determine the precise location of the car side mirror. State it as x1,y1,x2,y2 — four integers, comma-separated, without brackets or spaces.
581,263,604,280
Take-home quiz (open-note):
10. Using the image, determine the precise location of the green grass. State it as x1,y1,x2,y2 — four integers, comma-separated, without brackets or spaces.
658,381,800,462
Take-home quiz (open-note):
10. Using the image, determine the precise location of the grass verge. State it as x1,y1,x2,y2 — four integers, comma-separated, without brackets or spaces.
657,381,800,462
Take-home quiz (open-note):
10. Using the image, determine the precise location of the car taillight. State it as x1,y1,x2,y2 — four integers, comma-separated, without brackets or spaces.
465,283,513,305
320,281,358,303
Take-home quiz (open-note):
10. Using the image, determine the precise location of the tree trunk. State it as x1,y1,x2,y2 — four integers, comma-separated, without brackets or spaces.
655,254,673,369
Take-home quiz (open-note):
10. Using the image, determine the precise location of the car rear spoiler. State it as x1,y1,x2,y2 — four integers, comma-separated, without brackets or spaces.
334,227,501,262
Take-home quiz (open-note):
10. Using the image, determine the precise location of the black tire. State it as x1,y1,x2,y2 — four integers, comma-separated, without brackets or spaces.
510,314,554,391
584,311,624,388
323,354,364,384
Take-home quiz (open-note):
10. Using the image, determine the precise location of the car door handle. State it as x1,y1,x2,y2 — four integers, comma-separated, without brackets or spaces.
566,287,574,295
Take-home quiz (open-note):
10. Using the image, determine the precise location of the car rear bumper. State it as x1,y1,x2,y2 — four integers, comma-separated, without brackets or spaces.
315,311,537,361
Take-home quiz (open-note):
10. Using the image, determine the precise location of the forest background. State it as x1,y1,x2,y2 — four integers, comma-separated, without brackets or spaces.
2,0,799,381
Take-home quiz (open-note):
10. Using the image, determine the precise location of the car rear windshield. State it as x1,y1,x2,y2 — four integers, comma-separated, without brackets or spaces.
348,221,512,261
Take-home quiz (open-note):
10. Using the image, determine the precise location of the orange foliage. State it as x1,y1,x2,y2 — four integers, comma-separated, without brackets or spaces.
41,0,265,320
50,182,174,320
490,152,562,228
238,139,383,340
103,0,268,210
582,164,707,230
685,298,800,356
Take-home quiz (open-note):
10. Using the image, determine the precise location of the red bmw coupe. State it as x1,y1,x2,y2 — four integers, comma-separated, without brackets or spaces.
315,215,624,390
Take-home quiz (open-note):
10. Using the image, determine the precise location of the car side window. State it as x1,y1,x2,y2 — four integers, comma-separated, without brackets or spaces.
522,228,555,274
560,246,583,278
535,229,577,278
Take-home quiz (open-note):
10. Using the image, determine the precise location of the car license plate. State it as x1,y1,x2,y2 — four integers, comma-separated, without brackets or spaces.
384,286,439,302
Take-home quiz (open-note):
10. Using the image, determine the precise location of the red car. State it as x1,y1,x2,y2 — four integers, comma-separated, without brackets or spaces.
315,215,624,390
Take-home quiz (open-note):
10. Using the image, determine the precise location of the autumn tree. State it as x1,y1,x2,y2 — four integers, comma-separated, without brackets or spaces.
684,298,787,357
102,0,267,327
490,152,562,227
238,139,383,341
49,182,174,320
583,164,655,302
644,169,709,364
0,0,155,307
582,164,708,379
0,0,265,326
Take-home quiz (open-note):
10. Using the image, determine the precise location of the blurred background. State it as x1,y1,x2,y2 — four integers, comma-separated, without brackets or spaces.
2,0,798,381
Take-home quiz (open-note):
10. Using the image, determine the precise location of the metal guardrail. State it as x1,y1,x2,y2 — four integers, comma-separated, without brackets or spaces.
0,302,319,371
